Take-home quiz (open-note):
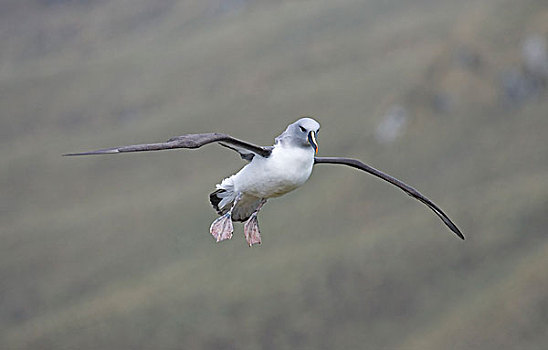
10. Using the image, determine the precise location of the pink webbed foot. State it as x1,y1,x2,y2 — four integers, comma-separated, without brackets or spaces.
243,213,262,247
210,213,234,242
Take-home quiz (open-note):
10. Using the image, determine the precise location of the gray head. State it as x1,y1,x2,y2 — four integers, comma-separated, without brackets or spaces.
275,117,321,153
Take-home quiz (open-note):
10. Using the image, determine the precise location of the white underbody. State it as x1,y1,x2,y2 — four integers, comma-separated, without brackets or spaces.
225,143,314,197
215,143,315,218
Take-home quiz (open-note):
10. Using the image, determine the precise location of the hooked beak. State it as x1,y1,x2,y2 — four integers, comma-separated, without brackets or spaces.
308,131,318,154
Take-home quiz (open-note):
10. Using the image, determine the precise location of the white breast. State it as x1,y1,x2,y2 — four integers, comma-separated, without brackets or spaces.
232,145,315,198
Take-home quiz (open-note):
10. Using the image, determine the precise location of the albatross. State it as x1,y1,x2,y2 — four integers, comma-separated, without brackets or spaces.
65,118,464,245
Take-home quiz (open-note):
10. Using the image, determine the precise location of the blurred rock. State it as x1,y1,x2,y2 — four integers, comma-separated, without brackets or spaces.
501,34,548,107
432,92,455,114
454,46,482,71
522,34,548,82
500,68,537,107
375,105,408,144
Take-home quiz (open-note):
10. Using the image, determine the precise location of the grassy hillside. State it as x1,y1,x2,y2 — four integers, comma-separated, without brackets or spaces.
1,0,547,349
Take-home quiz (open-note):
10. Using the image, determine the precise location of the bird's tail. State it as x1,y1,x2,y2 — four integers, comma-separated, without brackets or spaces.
209,179,262,222
209,188,233,215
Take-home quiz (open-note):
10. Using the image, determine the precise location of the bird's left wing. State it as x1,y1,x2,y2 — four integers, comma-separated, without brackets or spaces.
64,133,272,158
314,156,464,240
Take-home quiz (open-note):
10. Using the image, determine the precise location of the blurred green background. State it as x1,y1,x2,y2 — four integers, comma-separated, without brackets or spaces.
1,0,547,349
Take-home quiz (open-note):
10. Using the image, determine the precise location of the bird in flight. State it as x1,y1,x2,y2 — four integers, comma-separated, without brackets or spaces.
65,118,464,246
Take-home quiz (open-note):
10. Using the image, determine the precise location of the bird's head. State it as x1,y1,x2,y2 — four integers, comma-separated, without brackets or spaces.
277,117,320,153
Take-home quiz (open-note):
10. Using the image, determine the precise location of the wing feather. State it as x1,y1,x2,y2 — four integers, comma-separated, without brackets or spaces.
64,133,272,158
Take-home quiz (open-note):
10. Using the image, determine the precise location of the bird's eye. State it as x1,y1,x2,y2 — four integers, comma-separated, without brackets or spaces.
299,126,307,132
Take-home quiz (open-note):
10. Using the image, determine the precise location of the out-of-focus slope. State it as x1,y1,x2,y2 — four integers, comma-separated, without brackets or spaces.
1,0,547,349
404,239,548,350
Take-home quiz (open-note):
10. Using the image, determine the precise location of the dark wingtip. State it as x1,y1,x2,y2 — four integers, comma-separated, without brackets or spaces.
442,216,464,240
450,225,465,240
62,149,119,156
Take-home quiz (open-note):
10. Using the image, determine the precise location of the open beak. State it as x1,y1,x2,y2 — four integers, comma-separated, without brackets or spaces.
308,131,318,154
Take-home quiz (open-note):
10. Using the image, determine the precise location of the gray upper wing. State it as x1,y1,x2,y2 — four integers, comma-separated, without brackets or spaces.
314,156,464,240
64,133,272,158
218,143,274,161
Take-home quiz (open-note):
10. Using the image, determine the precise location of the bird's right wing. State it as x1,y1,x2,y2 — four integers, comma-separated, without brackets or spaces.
63,133,272,158
314,156,464,240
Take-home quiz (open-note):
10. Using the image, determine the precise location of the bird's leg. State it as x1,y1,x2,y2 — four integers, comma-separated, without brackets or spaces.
243,199,267,247
210,193,242,242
